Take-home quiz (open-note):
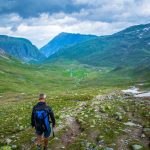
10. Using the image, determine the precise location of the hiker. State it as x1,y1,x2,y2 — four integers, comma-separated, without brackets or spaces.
31,93,55,150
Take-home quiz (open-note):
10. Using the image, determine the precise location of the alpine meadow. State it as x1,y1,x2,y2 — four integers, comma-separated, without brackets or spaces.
0,0,150,150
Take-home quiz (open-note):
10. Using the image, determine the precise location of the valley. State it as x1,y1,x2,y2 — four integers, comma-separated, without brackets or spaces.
0,23,150,150
0,55,149,150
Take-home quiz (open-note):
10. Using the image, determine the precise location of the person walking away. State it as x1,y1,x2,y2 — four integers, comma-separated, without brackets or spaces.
31,93,55,150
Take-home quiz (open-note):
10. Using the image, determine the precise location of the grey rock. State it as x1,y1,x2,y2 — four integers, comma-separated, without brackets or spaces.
124,122,141,127
143,128,150,137
11,145,17,149
141,133,146,138
98,140,105,145
132,144,143,150
104,147,114,150
6,138,12,145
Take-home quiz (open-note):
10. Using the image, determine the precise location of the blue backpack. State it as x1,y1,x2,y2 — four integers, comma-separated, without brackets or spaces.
34,106,49,131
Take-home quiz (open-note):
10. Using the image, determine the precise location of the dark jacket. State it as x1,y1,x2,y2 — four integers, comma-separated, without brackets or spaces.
31,102,55,127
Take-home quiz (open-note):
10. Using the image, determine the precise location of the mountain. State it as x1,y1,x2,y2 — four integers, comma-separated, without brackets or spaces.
0,35,45,62
48,23,150,67
40,32,97,57
0,48,9,59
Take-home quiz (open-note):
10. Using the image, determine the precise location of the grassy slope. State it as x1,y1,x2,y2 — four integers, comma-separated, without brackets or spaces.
48,24,150,69
0,56,138,96
0,57,149,149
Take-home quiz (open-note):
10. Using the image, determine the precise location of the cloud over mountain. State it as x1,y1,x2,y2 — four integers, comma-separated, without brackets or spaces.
0,0,150,48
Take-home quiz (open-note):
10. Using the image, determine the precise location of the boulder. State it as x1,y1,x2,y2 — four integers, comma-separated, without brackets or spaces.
6,138,12,145
132,144,143,150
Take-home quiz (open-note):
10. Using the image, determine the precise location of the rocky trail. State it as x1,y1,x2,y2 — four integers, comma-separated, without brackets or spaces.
21,89,150,150
1,87,149,150
53,117,82,150
116,106,149,150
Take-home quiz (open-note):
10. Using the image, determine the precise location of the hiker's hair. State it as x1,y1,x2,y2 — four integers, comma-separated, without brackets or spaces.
39,93,46,99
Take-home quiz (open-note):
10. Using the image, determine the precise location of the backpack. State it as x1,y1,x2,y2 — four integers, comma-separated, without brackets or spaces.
34,105,49,131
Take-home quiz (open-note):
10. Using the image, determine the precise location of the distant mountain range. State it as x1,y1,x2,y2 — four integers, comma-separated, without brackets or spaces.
0,35,45,62
0,23,150,67
48,23,150,67
40,32,97,57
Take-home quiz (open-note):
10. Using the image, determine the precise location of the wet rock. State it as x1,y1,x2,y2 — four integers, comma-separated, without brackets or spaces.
132,144,143,150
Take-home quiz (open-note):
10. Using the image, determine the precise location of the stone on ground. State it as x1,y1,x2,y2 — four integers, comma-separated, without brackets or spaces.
132,144,143,150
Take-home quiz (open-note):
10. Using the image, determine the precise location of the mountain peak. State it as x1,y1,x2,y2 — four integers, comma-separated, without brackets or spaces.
113,23,150,38
40,32,97,57
46,23,150,67
0,35,45,62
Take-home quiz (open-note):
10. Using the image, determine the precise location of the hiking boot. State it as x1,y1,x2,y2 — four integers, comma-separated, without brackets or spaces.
43,147,48,150
37,145,41,150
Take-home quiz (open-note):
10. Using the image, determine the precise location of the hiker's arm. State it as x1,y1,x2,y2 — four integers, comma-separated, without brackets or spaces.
31,107,35,127
49,108,55,127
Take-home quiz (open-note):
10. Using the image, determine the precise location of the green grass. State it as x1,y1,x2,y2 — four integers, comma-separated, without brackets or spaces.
0,57,135,96
0,57,150,149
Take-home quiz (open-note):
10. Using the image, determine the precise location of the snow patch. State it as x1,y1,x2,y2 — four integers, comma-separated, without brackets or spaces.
135,92,150,98
143,27,150,31
122,87,140,94
122,86,150,98
138,33,143,39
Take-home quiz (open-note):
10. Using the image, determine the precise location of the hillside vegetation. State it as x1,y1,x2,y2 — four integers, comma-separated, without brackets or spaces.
0,35,45,62
40,32,97,57
48,24,150,68
0,23,150,150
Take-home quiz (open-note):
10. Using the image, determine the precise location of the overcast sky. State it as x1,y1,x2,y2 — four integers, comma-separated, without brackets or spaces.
0,0,150,48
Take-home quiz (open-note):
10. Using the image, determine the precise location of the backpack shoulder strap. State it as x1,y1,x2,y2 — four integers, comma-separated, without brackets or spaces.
34,104,47,111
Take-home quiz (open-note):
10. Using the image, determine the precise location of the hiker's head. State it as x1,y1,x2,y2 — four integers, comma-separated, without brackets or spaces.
39,93,46,102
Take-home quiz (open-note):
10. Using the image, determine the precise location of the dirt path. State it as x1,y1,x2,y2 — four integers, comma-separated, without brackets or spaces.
21,91,149,150
22,113,83,149
116,126,144,150
116,101,149,150
54,116,82,150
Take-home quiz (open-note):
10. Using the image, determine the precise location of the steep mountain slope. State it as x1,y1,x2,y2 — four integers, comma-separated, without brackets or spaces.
40,32,97,57
48,23,150,67
0,35,45,62
0,48,10,59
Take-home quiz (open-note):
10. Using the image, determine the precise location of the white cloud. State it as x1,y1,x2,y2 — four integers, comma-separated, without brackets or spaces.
0,13,134,48
0,0,150,48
